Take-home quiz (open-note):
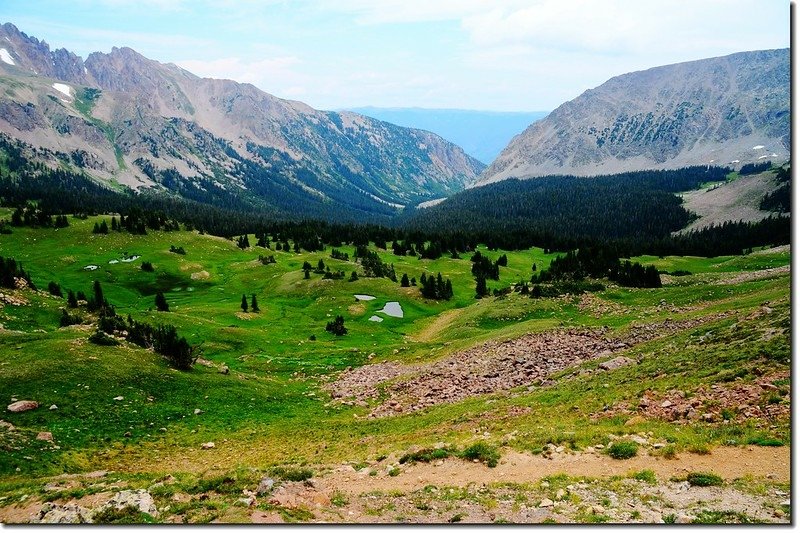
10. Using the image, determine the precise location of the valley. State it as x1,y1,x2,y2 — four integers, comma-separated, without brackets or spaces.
0,209,790,523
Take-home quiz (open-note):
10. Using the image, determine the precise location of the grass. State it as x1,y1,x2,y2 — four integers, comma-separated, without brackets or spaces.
686,472,723,487
0,212,790,523
606,441,638,460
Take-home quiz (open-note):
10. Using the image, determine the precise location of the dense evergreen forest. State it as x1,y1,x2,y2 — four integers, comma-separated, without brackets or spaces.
0,135,790,260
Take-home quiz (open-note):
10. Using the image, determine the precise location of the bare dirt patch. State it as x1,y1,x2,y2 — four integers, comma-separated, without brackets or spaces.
190,270,210,280
412,308,465,342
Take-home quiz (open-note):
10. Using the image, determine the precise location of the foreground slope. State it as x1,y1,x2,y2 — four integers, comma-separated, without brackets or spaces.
0,212,789,523
0,23,483,219
478,49,789,184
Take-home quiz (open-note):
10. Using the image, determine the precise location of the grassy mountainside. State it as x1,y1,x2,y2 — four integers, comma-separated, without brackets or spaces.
0,212,790,523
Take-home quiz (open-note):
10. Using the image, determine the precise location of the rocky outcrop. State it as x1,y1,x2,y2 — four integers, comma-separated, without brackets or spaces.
478,49,789,184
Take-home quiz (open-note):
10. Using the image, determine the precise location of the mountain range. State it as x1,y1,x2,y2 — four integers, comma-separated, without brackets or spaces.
346,107,548,165
0,23,483,222
477,49,789,185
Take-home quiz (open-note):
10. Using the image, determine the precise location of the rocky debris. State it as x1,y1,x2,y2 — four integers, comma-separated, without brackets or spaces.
219,365,230,375
100,489,158,516
31,502,94,524
328,316,726,418
715,266,790,285
578,293,625,318
599,356,634,371
113,396,124,401
539,498,554,507
0,291,28,306
268,481,330,509
256,476,275,495
7,400,38,413
0,420,15,430
201,442,215,449
49,404,58,410
36,431,53,441
597,370,789,424
193,409,203,415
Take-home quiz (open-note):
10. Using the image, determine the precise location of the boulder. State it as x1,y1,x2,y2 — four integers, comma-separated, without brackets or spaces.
256,476,275,495
36,431,53,441
539,498,554,508
599,357,634,371
7,400,38,413
201,442,215,449
49,404,58,410
101,489,158,516
32,503,93,524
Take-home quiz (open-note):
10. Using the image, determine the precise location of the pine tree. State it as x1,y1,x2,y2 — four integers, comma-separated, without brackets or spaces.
111,217,119,231
475,275,488,299
155,291,170,312
444,279,453,299
400,273,410,287
241,294,248,313
91,280,106,311
251,294,259,312
67,289,78,308
349,271,358,282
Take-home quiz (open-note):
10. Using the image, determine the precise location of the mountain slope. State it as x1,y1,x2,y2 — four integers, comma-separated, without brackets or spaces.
0,23,484,221
478,49,789,185
346,107,548,164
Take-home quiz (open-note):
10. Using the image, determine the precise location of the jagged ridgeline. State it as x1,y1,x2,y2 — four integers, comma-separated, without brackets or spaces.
0,23,484,223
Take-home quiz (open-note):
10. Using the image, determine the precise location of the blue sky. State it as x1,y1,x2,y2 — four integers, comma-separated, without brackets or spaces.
1,0,790,111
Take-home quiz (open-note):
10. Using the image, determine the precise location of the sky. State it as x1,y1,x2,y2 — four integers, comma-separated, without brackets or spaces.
1,0,790,111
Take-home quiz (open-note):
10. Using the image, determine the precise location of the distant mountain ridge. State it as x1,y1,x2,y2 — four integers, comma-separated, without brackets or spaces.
0,23,484,222
347,107,548,165
477,49,789,185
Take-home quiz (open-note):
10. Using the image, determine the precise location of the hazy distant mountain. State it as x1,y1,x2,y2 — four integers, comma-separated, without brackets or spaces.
0,23,484,222
478,49,789,185
347,107,548,165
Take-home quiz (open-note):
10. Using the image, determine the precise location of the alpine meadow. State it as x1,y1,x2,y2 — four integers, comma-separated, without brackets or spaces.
0,2,792,525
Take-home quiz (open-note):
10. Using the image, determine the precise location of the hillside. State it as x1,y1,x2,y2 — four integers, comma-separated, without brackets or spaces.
0,209,790,523
478,49,789,185
347,107,548,165
0,23,484,221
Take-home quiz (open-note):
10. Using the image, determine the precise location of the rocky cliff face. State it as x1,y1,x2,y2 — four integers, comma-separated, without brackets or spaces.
478,49,789,185
0,23,484,219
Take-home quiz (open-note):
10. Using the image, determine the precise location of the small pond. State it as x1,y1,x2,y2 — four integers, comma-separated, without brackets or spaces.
377,301,403,318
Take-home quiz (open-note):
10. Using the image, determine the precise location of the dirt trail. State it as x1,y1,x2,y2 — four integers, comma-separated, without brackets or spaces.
412,308,464,342
322,447,789,496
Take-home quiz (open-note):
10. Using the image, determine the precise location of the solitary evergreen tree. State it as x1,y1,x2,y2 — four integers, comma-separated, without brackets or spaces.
251,294,260,312
155,291,170,312
325,315,347,336
67,289,78,308
90,280,106,311
400,273,410,287
240,294,248,313
475,275,488,299
444,279,453,299
349,271,358,282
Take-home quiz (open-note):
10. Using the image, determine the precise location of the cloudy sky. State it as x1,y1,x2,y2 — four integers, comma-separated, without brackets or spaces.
2,0,790,111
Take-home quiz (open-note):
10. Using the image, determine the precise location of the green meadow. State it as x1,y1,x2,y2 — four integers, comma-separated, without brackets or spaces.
0,208,790,484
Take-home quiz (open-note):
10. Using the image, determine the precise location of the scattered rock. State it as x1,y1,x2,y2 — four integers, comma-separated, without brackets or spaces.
256,476,275,495
7,400,38,413
555,489,566,501
113,396,124,401
194,409,203,415
49,404,58,410
539,498,554,508
32,502,93,524
599,356,634,371
660,400,673,408
36,431,53,441
652,443,666,449
676,514,694,524
101,489,158,516
219,365,229,375
201,442,215,449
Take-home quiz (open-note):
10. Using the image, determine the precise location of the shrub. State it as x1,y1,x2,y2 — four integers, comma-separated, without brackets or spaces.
141,261,154,272
686,472,723,487
459,442,500,467
326,315,347,336
631,469,657,484
270,467,313,482
747,436,784,447
606,440,638,459
47,281,63,297
59,309,82,328
92,505,155,524
399,447,453,464
88,330,120,346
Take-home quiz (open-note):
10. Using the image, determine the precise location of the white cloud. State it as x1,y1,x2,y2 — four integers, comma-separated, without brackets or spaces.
176,56,301,86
